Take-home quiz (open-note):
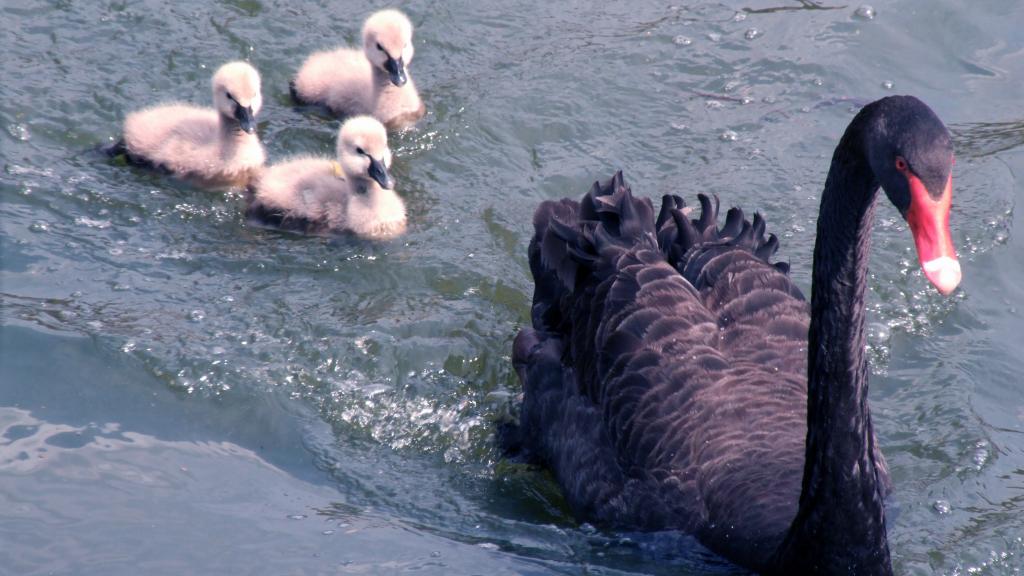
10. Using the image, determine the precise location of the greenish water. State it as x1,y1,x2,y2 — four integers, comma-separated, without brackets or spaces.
2,1,1023,574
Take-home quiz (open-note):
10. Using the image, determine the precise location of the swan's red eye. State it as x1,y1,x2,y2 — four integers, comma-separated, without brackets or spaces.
895,157,908,171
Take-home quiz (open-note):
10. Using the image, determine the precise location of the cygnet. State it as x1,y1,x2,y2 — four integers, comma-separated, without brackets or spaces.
111,61,265,187
291,10,425,130
247,115,406,239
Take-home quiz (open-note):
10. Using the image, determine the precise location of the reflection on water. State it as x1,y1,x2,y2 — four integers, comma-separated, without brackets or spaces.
0,407,271,480
953,119,1024,159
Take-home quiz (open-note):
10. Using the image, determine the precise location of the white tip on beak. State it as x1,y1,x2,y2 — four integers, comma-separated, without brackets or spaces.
922,256,961,296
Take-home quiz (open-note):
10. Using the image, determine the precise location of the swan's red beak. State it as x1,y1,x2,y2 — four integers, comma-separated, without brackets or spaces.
905,172,960,295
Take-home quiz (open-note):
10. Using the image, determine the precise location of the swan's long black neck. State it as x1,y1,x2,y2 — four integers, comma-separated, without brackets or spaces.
774,115,893,574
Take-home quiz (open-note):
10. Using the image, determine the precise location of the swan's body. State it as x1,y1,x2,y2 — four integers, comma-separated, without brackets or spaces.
505,96,959,574
291,10,425,130
116,61,265,187
247,116,405,239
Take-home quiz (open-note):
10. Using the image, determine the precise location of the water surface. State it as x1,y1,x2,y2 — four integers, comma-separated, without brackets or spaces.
2,0,1024,574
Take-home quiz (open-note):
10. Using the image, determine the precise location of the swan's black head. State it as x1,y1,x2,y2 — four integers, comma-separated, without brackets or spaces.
862,95,959,295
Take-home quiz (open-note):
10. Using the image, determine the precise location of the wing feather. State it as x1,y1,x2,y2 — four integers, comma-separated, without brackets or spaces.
505,173,891,571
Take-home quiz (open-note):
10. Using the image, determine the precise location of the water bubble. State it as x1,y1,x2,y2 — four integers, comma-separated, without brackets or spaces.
973,440,989,468
707,32,721,42
322,530,335,536
74,217,112,229
720,130,738,142
188,310,206,322
933,500,952,515
673,35,693,46
882,80,894,90
28,221,48,233
670,122,688,131
7,124,30,141
854,5,875,20
733,11,747,22
287,514,307,520
813,78,824,87
744,28,762,40
868,321,890,344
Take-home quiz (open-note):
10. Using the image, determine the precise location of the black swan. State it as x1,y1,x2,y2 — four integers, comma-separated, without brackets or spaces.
502,95,959,574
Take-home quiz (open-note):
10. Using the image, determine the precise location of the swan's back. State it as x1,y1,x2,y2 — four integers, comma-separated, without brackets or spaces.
247,157,347,233
122,104,262,185
123,105,233,178
118,62,265,186
248,157,406,239
292,48,374,115
508,173,853,571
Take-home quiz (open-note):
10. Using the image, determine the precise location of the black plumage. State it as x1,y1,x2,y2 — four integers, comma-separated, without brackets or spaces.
244,199,328,235
102,138,171,173
288,80,309,106
505,96,957,574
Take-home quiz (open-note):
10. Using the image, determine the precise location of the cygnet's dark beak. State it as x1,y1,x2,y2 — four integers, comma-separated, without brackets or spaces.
367,156,395,190
234,105,257,134
383,56,407,87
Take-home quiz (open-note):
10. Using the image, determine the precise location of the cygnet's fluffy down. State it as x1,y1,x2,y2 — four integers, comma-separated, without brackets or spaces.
291,10,425,130
115,61,266,187
247,116,406,240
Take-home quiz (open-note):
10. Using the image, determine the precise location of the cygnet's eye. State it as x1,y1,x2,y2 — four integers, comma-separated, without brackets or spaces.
356,147,366,155
376,42,384,52
225,91,235,102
